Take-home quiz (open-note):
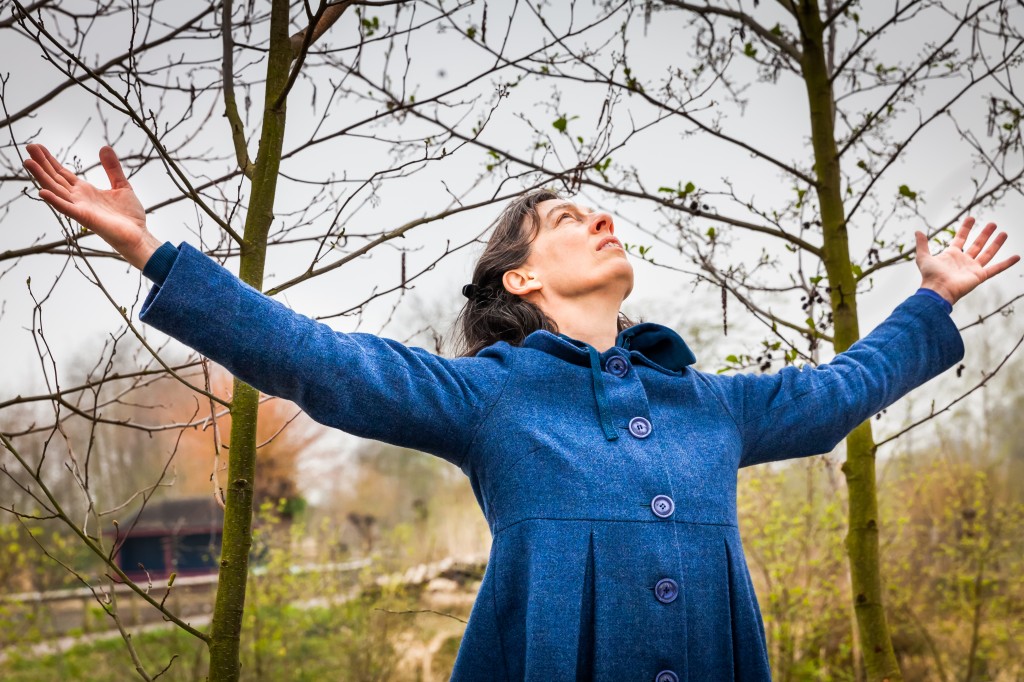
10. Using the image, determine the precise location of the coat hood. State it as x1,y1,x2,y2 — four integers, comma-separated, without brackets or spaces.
521,322,698,441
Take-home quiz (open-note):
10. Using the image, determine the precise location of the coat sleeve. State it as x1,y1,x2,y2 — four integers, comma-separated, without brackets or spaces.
699,292,965,468
138,242,511,467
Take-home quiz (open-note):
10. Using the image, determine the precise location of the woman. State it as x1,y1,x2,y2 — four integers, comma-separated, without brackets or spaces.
22,144,1019,681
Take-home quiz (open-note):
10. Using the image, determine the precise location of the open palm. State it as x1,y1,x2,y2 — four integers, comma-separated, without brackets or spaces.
915,217,1020,305
23,144,148,256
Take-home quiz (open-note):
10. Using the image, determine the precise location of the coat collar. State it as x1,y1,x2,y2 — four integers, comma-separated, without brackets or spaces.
520,322,697,375
519,322,697,442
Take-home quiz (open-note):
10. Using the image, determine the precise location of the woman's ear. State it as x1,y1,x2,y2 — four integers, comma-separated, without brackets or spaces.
503,268,543,297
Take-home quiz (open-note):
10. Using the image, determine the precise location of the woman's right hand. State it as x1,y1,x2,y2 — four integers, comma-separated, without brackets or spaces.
23,144,161,270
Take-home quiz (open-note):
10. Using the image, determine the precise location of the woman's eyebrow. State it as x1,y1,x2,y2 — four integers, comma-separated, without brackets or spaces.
544,201,580,225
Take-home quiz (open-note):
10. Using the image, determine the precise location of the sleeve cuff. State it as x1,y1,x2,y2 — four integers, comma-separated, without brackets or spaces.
142,241,179,286
914,287,953,314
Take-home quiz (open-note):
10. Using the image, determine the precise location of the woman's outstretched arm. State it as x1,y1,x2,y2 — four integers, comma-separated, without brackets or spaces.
699,217,1019,468
22,144,512,467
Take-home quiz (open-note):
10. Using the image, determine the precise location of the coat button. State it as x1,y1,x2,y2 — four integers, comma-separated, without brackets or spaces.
628,416,652,438
655,672,679,682
650,495,674,518
606,355,629,377
654,578,679,604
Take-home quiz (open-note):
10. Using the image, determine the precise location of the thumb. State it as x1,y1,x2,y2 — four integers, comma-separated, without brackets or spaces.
914,230,930,263
99,146,129,189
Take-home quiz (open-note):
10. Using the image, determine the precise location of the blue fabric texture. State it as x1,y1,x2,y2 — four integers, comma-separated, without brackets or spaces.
138,242,965,681
142,241,179,285
915,286,953,314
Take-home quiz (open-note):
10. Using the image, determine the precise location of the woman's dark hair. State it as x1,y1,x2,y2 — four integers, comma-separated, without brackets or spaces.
453,189,636,357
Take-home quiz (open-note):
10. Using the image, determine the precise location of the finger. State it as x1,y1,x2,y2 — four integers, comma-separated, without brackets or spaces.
950,216,976,250
26,144,71,191
23,158,72,201
965,222,997,259
40,145,81,186
982,254,1021,279
99,146,129,189
39,189,88,225
976,231,1009,267
914,230,930,262
29,144,74,191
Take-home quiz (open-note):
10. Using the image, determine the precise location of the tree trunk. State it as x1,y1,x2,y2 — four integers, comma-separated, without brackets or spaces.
207,0,292,679
796,1,903,680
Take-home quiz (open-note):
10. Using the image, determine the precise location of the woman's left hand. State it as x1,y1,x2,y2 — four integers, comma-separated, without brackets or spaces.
915,217,1019,306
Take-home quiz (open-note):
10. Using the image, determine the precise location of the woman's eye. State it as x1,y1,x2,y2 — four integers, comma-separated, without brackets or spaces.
557,212,573,224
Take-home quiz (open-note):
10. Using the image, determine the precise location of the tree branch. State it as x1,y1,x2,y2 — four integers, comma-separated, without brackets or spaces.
664,0,802,62
11,0,243,243
836,1,999,158
222,0,254,178
289,1,352,58
0,5,216,129
407,106,825,257
822,0,857,30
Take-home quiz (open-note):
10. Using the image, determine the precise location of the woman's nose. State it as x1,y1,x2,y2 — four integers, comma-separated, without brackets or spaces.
589,212,615,234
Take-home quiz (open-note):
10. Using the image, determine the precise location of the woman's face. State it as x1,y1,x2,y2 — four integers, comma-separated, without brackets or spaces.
506,198,634,302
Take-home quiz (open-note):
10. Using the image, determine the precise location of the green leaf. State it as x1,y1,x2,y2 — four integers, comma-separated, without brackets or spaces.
898,184,918,200
726,354,739,363
706,227,716,240
466,26,477,40
851,264,863,278
743,42,758,58
683,181,696,195
361,16,380,36
809,275,823,285
552,116,568,133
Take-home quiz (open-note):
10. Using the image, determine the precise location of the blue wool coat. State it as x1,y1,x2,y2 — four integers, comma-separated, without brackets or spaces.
139,242,963,682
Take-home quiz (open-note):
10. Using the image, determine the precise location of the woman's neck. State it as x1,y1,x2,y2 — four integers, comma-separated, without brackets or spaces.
542,295,622,352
